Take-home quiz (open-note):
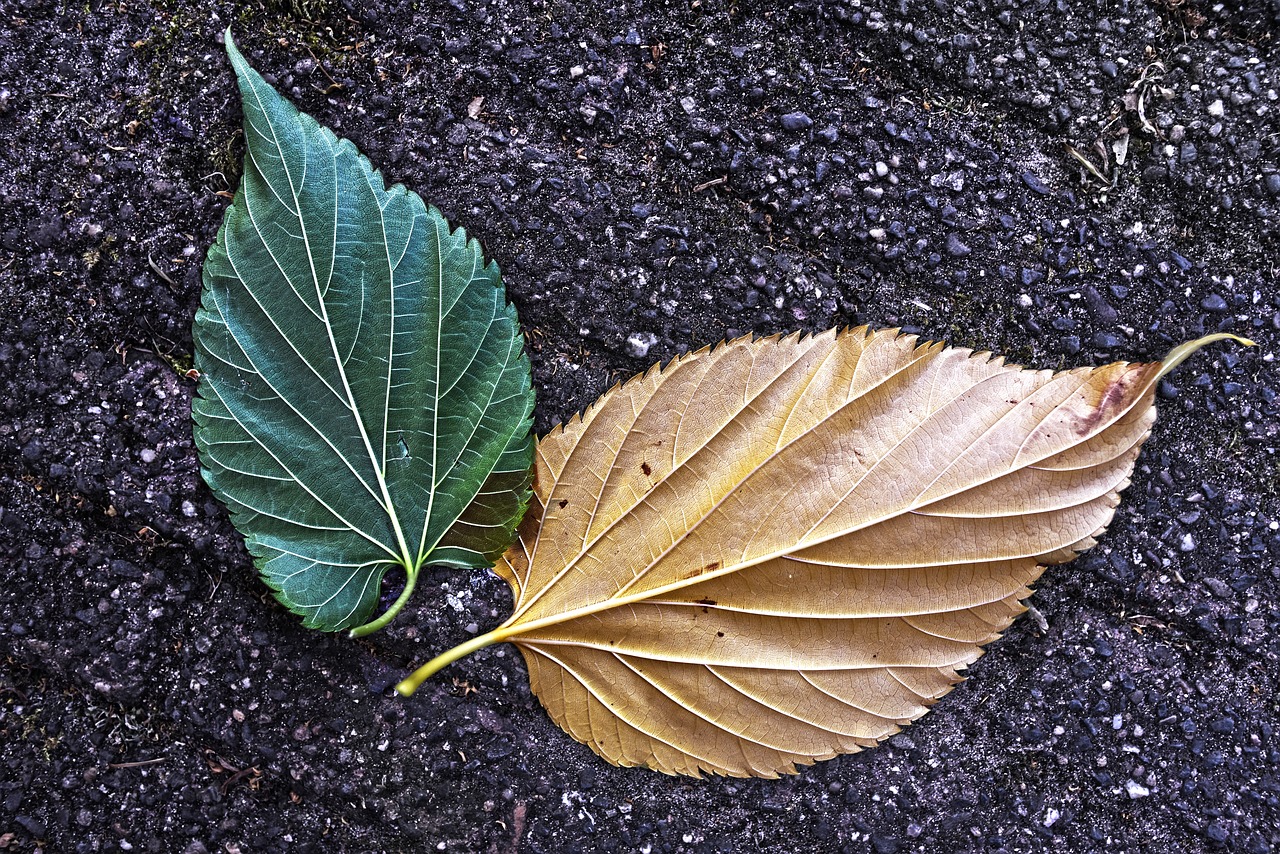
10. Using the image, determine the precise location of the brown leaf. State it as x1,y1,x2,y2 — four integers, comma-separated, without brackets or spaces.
399,327,1251,777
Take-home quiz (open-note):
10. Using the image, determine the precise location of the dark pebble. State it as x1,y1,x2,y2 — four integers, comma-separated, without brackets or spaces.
486,738,514,759
780,112,813,131
945,233,971,257
1021,171,1051,194
15,815,45,837
1201,294,1228,312
872,833,901,853
1081,285,1117,324
1204,577,1231,597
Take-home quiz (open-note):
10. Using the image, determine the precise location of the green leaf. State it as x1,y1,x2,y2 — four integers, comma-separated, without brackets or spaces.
192,32,535,634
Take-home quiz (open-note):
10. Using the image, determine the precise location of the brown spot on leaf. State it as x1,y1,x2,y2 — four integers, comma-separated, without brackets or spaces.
641,462,652,476
1073,365,1150,436
704,561,720,572
716,632,725,637
557,499,569,509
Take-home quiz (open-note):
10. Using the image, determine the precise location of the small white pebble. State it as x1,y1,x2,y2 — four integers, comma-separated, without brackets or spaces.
626,331,658,359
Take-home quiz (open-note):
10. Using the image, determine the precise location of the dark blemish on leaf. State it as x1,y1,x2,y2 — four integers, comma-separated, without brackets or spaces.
641,462,652,476
704,561,720,572
696,598,717,606
1076,368,1139,436
716,632,725,638
557,499,569,509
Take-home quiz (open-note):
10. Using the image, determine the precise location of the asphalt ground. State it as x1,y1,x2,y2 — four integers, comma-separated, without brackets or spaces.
1,1,1278,851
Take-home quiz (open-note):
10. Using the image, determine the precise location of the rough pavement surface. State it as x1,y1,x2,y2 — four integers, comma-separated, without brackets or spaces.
2,0,1278,851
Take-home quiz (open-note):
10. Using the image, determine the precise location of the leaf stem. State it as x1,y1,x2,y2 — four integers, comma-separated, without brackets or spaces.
395,627,508,696
348,567,419,638
1158,333,1255,379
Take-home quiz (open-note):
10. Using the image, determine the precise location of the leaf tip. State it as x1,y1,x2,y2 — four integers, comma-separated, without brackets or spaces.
222,27,244,67
221,27,267,104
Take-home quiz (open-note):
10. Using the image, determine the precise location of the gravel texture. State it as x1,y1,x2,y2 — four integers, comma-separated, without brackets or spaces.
2,0,1279,851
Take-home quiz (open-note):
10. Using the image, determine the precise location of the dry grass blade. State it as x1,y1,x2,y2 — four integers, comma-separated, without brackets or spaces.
398,327,1252,777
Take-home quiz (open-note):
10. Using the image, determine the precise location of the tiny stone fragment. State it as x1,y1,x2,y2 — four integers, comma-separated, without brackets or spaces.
780,112,813,131
626,331,658,359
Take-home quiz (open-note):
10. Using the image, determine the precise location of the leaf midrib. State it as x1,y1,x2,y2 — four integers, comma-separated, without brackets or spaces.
240,61,417,575
498,338,1153,642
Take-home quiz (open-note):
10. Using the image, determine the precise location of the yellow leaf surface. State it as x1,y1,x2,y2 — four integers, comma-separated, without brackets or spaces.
398,327,1251,778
